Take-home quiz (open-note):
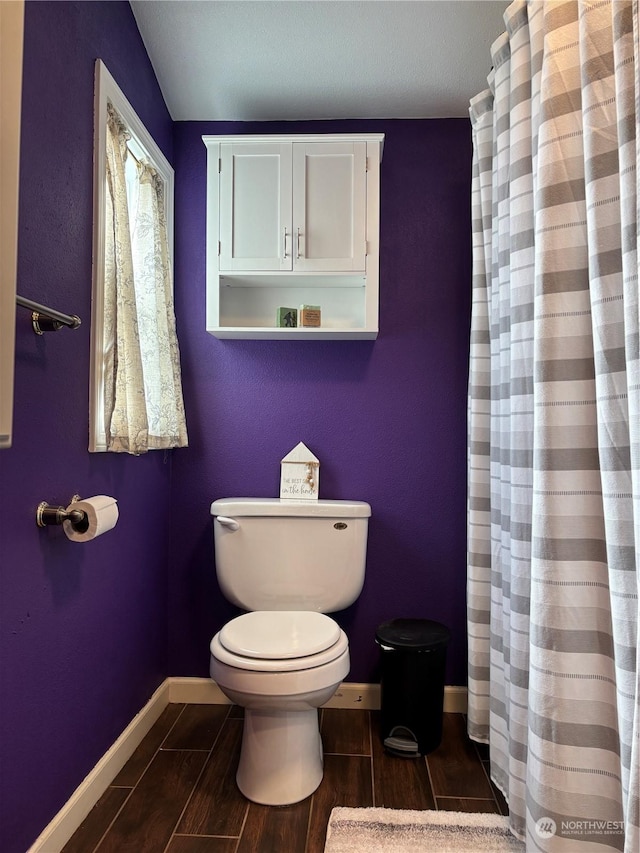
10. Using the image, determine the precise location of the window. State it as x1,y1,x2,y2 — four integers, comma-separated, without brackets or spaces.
90,59,187,453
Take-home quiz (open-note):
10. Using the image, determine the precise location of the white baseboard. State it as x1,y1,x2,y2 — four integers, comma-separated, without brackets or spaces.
27,677,467,851
27,680,171,853
167,675,231,704
327,683,467,713
168,677,467,713
442,685,468,714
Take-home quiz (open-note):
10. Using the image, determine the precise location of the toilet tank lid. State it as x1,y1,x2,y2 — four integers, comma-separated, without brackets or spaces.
210,498,371,518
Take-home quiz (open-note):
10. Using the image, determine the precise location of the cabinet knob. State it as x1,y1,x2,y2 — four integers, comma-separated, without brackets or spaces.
282,227,289,259
296,227,303,259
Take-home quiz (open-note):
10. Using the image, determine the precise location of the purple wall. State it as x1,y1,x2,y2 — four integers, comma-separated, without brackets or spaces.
0,4,174,852
0,6,472,851
169,119,472,685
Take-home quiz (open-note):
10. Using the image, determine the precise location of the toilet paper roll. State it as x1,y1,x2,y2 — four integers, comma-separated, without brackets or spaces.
62,495,119,543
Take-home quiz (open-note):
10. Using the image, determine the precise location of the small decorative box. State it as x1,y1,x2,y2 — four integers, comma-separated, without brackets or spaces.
300,305,321,327
276,307,298,328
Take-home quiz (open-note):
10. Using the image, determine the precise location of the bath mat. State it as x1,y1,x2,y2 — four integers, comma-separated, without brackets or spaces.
324,807,524,853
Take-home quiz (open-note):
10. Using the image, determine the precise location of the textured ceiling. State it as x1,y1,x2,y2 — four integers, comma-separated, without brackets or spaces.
130,0,508,121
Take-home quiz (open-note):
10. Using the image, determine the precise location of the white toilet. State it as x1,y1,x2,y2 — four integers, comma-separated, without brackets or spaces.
209,497,371,805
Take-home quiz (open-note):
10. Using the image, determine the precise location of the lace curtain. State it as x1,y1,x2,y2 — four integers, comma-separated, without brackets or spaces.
104,104,187,454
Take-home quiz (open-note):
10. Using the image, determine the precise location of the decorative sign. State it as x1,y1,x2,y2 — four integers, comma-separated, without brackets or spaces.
280,441,320,500
276,307,297,327
300,304,321,327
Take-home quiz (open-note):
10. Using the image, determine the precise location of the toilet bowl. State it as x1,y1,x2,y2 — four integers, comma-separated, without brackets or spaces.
210,611,350,804
209,498,370,805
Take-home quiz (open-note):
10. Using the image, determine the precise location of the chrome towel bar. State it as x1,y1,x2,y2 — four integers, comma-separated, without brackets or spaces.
16,295,81,333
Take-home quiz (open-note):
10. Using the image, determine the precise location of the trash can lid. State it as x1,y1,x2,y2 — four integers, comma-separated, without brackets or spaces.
375,618,450,650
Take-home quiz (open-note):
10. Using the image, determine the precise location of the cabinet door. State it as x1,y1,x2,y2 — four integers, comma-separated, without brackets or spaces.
219,143,292,271
292,142,366,272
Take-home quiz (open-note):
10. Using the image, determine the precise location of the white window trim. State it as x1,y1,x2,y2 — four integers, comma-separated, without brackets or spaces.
0,1,24,450
89,59,175,452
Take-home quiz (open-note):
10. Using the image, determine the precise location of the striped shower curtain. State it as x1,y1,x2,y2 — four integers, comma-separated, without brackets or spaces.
467,1,639,851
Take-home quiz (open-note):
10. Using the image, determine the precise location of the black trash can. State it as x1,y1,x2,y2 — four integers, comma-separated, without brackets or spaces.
375,618,450,757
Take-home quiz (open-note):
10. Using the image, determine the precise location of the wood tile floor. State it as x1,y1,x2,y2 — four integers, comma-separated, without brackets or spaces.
63,705,507,853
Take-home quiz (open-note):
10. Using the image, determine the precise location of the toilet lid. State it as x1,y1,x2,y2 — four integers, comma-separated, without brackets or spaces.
219,611,341,660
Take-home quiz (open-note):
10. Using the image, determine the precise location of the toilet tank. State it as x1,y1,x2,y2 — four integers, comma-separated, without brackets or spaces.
211,498,371,612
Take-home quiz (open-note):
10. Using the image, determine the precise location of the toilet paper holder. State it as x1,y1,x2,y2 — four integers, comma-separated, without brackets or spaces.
36,495,87,530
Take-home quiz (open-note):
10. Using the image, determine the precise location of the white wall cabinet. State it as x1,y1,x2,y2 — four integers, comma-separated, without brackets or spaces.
203,133,383,339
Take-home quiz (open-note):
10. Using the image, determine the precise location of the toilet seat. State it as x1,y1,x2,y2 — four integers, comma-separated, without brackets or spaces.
211,611,348,672
221,611,341,658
